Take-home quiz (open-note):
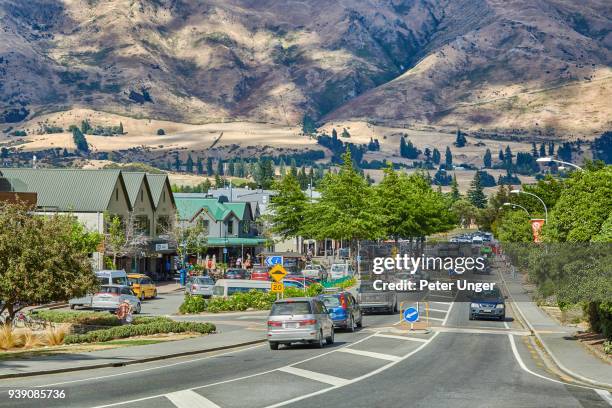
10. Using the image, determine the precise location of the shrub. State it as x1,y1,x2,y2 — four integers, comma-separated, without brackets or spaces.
63,321,216,344
179,294,208,314
157,129,165,135
21,330,42,349
35,310,173,327
0,324,19,349
44,325,69,346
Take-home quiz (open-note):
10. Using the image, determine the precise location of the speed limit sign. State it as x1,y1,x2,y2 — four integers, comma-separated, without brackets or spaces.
271,282,284,293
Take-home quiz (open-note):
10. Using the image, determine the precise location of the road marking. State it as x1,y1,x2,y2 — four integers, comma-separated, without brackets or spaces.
338,348,401,362
374,333,428,342
278,366,350,386
428,308,449,313
432,327,529,336
166,390,220,408
428,316,445,322
442,299,457,326
430,301,452,305
503,320,510,329
595,390,612,406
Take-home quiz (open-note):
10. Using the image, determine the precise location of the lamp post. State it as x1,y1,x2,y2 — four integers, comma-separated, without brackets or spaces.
501,202,531,217
510,189,547,223
536,157,583,171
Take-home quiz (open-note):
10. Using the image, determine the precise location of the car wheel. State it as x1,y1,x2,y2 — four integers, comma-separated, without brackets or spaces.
326,327,334,345
499,315,505,321
153,290,157,298
469,314,474,320
135,303,141,314
348,316,355,332
357,317,363,328
316,330,325,348
269,342,279,350
69,304,76,310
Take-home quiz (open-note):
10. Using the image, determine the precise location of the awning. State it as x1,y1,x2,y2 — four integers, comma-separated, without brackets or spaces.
206,237,268,247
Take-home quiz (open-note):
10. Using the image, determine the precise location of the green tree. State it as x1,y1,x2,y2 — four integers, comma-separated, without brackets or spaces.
174,155,182,172
432,148,441,165
269,174,308,239
450,173,461,201
302,115,317,135
279,159,286,177
332,128,338,139
539,143,546,157
531,142,538,157
105,214,126,268
495,210,532,242
0,204,100,321
216,159,224,176
157,128,165,135
445,146,453,167
289,158,298,178
185,154,194,173
504,145,513,169
118,122,124,134
72,127,89,153
454,129,467,147
206,158,214,176
81,119,92,134
483,149,492,168
341,128,350,138
196,157,204,174
451,199,477,229
467,171,487,208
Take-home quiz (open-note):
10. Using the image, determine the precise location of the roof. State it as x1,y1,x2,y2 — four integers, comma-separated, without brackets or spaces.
206,237,268,247
122,172,156,209
146,174,175,209
0,168,129,212
224,202,250,221
174,194,245,222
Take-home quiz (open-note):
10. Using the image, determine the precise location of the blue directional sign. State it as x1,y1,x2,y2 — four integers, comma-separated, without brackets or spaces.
403,307,419,323
265,256,283,267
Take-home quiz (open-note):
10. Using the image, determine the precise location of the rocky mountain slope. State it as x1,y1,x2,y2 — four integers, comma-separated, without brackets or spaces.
0,0,610,137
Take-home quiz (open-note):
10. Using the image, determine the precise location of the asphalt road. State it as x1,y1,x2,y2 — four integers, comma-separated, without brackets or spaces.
3,274,611,408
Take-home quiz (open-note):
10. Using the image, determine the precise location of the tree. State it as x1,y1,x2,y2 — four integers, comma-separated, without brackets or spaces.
451,199,477,229
72,127,89,153
531,142,538,157
279,159,286,177
81,119,92,134
450,174,461,201
341,128,350,138
539,143,546,158
196,157,204,174
445,146,453,168
105,214,126,268
483,149,492,168
269,174,308,239
454,129,467,147
118,122,124,134
216,159,224,176
467,171,487,208
206,158,214,176
289,159,298,178
185,154,194,173
548,142,555,156
174,155,182,172
303,149,384,242
255,159,275,189
376,166,455,240
495,209,532,243
557,142,572,162
400,136,420,159
331,128,338,139
0,203,100,321
504,146,513,169
157,128,165,135
499,149,504,162
302,115,317,135
477,170,496,187
592,131,612,164
228,160,235,177
424,148,432,161
432,148,441,165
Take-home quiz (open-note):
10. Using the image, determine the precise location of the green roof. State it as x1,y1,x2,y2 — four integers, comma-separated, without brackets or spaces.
207,237,268,247
224,202,249,220
0,168,127,212
146,174,173,208
174,195,237,222
121,172,145,206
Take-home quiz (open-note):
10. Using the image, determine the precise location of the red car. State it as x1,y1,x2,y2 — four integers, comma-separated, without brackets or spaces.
250,267,270,281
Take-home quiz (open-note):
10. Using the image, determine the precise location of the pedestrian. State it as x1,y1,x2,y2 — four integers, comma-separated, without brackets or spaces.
236,256,242,268
116,300,133,325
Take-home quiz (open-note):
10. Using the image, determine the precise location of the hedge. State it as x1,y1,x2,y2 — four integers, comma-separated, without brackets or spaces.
64,321,216,344
35,310,173,327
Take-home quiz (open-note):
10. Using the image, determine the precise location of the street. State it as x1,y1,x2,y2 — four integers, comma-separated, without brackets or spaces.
2,271,609,408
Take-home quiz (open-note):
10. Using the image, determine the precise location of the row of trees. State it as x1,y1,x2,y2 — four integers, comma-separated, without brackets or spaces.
269,150,457,243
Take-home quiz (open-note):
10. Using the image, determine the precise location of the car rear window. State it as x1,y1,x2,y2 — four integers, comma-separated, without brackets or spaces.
195,277,214,285
271,301,312,315
98,286,120,294
128,278,139,285
319,296,341,308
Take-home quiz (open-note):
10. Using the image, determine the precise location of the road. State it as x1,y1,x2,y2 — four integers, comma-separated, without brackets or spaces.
2,273,611,408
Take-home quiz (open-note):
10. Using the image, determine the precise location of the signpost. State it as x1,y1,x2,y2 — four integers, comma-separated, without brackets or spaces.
265,256,283,267
269,264,288,299
400,302,429,330
271,282,284,293
403,306,419,323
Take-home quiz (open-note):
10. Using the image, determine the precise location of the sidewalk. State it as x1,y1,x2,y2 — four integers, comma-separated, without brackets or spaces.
0,327,264,379
499,263,612,388
155,280,183,295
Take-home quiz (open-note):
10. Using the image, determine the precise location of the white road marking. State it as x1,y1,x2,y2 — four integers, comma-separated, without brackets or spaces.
430,301,452,305
432,327,529,336
442,298,457,326
374,333,428,343
503,320,510,329
428,308,449,313
427,316,445,322
338,348,401,362
595,390,612,406
278,366,350,386
166,390,220,408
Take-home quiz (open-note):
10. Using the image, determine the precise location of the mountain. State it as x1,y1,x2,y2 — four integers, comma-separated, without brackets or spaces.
0,0,610,137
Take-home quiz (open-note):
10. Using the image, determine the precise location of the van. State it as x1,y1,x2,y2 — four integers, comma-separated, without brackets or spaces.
69,270,129,309
212,279,271,298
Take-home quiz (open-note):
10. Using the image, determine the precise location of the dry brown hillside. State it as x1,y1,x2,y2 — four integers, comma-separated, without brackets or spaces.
0,0,610,138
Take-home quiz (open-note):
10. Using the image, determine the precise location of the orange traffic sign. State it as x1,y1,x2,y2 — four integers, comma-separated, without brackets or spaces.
269,264,288,282
270,282,284,293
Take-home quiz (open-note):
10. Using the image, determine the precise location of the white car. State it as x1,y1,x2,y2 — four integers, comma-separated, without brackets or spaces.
329,263,354,280
91,285,141,314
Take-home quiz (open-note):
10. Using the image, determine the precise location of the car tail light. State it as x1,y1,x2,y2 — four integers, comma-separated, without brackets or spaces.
298,319,317,326
267,321,282,327
192,285,198,291
339,294,348,309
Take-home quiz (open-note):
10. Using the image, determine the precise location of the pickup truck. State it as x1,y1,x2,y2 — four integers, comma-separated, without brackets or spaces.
357,281,397,314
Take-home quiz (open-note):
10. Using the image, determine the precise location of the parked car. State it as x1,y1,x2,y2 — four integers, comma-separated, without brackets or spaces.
469,287,506,321
267,297,334,350
185,276,215,298
317,291,362,331
212,279,270,297
250,266,270,281
329,263,354,280
357,281,397,314
225,268,249,280
69,270,129,309
127,274,157,300
91,285,141,314
301,264,328,281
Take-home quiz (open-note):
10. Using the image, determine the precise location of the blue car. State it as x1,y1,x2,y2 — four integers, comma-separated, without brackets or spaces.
317,292,363,332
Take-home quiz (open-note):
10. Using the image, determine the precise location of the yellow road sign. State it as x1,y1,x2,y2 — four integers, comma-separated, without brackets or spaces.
269,264,288,282
271,282,284,293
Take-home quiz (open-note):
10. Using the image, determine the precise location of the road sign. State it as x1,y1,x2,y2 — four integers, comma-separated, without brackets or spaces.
269,264,288,282
265,256,283,267
270,282,284,293
403,306,419,323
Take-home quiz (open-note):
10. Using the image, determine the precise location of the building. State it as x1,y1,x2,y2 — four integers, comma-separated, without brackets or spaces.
174,193,268,264
0,169,177,278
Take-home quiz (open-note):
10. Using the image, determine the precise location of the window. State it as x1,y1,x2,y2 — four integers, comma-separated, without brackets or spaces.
115,188,118,201
227,219,234,235
163,191,166,203
134,215,151,236
199,218,209,234
271,301,312,316
156,216,171,235
140,190,143,202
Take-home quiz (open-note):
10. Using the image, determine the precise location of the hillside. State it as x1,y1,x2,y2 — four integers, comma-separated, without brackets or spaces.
0,0,610,137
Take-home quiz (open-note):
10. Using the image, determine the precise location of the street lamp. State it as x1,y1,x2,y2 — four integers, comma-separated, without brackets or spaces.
510,189,547,223
536,157,583,171
501,202,531,217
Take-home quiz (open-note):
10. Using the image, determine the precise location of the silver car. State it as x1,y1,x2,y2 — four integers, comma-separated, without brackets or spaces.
91,285,141,314
185,276,215,298
267,297,334,350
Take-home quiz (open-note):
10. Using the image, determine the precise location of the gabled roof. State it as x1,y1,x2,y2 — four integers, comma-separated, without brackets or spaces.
224,202,251,221
0,168,130,212
174,194,242,222
146,174,175,209
122,172,155,208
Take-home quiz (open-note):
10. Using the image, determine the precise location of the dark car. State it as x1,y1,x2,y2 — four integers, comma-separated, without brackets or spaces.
317,291,362,332
469,287,506,321
225,268,249,280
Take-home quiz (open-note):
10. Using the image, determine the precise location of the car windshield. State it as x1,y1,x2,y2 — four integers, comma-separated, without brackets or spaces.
319,296,341,307
474,288,501,299
98,286,120,294
331,264,346,272
195,277,214,285
271,301,312,315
